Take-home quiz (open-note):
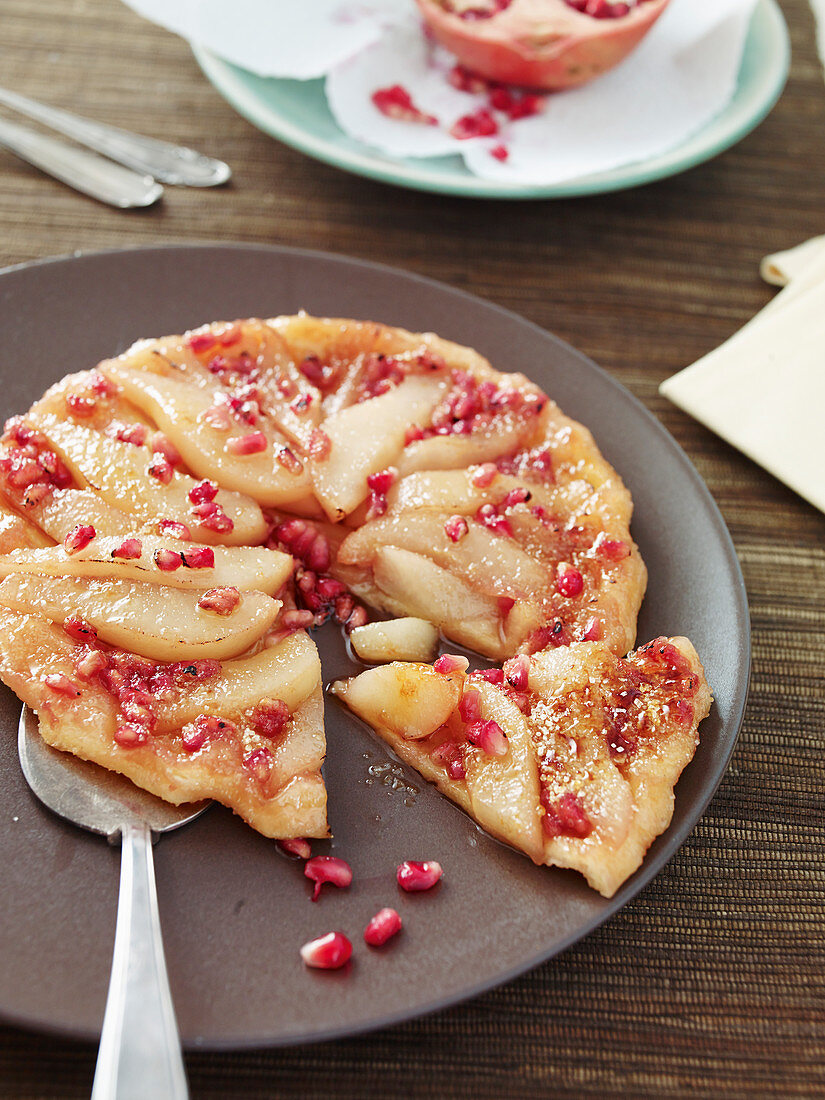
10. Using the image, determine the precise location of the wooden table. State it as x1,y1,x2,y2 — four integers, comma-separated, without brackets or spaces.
0,1,823,1096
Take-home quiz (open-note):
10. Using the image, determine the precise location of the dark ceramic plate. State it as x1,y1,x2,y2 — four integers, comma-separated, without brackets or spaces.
0,245,749,1048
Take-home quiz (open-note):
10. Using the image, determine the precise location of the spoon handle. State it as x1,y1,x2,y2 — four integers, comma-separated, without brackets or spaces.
0,85,230,186
0,116,163,209
91,822,189,1100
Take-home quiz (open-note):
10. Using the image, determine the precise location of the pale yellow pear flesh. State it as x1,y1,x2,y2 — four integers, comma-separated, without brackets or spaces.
349,617,439,663
331,662,462,741
28,413,267,546
0,573,280,661
103,364,312,506
0,537,292,595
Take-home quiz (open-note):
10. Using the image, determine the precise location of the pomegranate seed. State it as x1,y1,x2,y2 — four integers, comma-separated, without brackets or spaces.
281,609,315,631
466,718,508,756
366,468,397,495
217,323,242,347
276,446,304,474
196,507,234,534
364,908,402,947
252,697,290,739
508,94,544,120
65,394,96,418
397,860,443,892
488,86,515,112
181,546,214,569
541,790,592,839
596,535,630,562
372,84,437,125
279,838,312,859
22,482,51,507
345,606,368,632
444,514,469,542
154,549,182,572
433,654,469,675
75,649,107,680
458,687,482,723
556,565,584,598
147,453,173,484
63,617,97,644
490,143,509,161
112,538,142,560
404,424,424,445
63,524,96,554
503,654,530,689
243,745,273,780
290,394,313,416
203,402,232,431
197,586,240,616
305,856,353,901
188,479,218,504
447,63,491,93
43,672,81,697
114,722,150,747
583,617,603,641
158,520,191,540
450,107,498,140
431,740,467,780
89,371,116,397
298,355,325,386
307,428,332,461
150,432,181,467
227,431,267,455
300,931,352,970
112,422,147,446
187,331,218,353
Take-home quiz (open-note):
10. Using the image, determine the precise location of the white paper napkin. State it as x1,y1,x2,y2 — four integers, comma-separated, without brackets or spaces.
660,238,825,515
122,0,758,186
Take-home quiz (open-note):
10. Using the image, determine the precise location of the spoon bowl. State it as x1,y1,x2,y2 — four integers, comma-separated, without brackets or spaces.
18,705,209,1099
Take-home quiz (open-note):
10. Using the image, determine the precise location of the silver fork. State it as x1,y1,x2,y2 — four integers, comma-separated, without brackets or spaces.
0,84,231,186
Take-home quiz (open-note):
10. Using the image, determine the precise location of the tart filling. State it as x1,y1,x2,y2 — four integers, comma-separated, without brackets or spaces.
0,314,707,894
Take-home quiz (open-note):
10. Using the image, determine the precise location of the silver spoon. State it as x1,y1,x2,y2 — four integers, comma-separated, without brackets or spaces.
19,705,209,1099
0,116,163,208
0,85,231,186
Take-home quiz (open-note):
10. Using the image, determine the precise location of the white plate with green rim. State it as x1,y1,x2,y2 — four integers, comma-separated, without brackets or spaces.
192,0,789,199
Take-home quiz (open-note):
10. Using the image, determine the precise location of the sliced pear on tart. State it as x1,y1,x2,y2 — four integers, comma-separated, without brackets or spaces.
333,636,712,897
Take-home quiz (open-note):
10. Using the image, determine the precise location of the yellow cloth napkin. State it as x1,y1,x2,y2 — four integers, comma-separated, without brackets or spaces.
659,237,825,514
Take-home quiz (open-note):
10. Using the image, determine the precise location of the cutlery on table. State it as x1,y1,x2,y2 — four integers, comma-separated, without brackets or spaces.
0,85,231,187
0,115,163,208
18,705,209,1099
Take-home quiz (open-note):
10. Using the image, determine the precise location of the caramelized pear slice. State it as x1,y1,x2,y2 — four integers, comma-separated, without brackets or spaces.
349,617,439,663
331,661,462,741
103,364,312,505
0,573,280,661
27,413,267,546
311,374,448,520
462,681,543,862
0,537,292,594
341,510,549,602
153,632,320,731
26,487,134,542
370,545,504,658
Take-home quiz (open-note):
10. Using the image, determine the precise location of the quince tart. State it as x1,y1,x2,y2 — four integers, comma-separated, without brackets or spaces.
0,314,709,895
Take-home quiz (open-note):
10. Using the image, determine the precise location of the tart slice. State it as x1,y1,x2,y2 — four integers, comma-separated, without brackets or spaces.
0,546,328,839
332,636,712,896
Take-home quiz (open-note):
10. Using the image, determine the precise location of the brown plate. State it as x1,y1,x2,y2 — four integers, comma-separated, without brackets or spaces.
0,245,749,1048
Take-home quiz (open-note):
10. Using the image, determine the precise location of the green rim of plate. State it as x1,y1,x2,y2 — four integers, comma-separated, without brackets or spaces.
193,0,789,199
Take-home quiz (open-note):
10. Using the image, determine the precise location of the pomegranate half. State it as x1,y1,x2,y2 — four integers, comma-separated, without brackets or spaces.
416,0,671,91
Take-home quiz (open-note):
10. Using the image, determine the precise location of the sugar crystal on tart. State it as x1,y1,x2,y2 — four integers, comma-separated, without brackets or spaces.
332,637,712,897
0,312,708,896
